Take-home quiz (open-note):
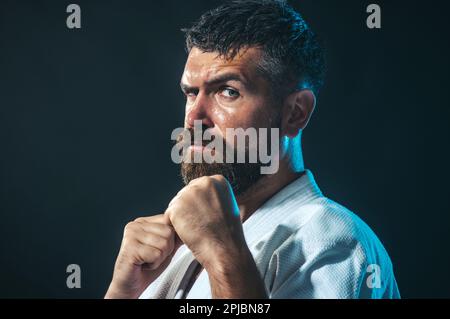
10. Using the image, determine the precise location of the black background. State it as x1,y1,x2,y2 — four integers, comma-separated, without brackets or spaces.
0,0,449,298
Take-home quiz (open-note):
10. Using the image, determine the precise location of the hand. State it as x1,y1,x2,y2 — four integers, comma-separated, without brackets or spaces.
165,175,245,270
105,214,180,299
165,175,268,298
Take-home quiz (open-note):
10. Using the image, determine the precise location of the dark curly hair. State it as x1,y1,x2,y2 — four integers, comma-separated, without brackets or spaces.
182,0,326,98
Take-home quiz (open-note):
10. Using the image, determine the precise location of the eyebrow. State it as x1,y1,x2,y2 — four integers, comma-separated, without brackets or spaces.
180,72,248,93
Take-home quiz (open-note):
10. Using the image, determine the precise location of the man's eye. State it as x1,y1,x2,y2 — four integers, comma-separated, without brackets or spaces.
220,88,240,99
184,92,197,100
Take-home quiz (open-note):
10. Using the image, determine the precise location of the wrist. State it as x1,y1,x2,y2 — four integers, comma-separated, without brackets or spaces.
104,281,141,299
204,243,268,299
203,241,254,278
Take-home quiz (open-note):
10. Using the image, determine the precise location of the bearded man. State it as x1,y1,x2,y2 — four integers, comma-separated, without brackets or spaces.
105,0,400,299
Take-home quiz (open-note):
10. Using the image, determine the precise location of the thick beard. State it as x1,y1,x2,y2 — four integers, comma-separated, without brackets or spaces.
180,161,263,196
179,109,280,196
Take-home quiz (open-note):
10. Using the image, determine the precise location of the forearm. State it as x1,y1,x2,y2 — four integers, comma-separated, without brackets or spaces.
205,246,268,299
104,280,144,299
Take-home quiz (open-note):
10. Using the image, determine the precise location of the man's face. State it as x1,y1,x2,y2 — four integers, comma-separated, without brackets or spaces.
179,47,281,195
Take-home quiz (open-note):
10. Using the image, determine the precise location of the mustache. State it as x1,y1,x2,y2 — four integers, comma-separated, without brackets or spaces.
175,126,220,147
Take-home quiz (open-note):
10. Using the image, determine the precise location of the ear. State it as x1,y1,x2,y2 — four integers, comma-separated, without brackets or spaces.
280,89,316,138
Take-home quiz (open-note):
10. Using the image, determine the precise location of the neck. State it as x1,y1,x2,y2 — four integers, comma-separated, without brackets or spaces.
236,158,305,222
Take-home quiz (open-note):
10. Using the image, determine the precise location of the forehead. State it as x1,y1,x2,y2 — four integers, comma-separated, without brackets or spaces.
181,47,263,85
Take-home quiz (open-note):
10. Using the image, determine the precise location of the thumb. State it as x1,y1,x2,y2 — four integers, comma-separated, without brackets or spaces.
164,208,182,248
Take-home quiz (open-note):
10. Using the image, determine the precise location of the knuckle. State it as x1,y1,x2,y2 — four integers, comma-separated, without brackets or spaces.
193,176,209,185
213,174,225,181
212,174,227,184
124,221,135,233
134,217,146,223
150,213,165,221
191,176,212,189
203,176,214,184
119,236,135,253
123,222,141,239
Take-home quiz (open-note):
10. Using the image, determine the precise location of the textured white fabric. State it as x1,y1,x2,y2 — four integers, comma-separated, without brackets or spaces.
139,170,400,299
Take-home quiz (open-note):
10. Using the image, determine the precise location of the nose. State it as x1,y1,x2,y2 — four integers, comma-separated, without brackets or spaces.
185,92,214,129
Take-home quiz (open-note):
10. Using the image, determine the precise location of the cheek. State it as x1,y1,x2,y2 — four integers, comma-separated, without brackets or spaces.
210,98,274,130
209,105,247,133
211,106,227,124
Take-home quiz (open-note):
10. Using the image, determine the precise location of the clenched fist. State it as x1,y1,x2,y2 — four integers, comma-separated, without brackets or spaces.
165,175,246,270
106,175,266,299
105,214,180,299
